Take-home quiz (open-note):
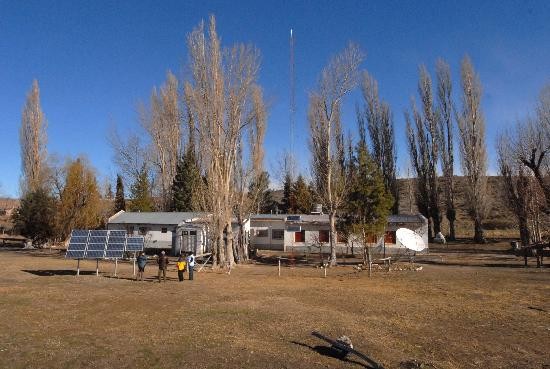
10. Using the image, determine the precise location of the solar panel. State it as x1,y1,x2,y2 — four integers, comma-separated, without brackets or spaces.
66,250,86,259
87,243,105,250
67,229,149,260
71,230,89,237
69,236,88,244
89,236,107,243
107,236,126,243
109,230,126,237
105,242,125,258
86,250,105,258
67,243,87,251
89,230,108,237
126,237,144,251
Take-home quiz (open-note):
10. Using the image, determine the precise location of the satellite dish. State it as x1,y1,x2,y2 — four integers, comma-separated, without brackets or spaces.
396,228,426,251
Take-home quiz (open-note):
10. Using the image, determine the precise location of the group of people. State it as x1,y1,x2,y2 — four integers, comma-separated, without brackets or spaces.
136,250,196,282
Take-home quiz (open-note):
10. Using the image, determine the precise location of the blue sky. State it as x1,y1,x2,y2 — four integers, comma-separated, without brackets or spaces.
1,0,549,197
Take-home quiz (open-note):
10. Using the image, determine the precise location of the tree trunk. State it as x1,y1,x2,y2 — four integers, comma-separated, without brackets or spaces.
473,218,485,243
447,208,456,241
329,211,337,266
239,220,249,262
518,215,530,246
225,221,235,267
427,218,433,242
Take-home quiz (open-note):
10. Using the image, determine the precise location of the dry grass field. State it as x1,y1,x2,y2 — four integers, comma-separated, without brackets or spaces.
0,242,549,369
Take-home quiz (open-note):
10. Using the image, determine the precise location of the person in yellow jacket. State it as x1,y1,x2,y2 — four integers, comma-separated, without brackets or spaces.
176,256,187,282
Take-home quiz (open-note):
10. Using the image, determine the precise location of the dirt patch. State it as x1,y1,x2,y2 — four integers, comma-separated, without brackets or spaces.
0,243,548,369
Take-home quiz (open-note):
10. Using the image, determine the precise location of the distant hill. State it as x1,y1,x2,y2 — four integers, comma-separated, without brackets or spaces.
397,176,516,238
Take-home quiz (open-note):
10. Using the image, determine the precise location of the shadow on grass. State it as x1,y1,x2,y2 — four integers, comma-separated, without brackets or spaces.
417,259,548,269
254,254,362,267
290,341,372,368
22,269,96,276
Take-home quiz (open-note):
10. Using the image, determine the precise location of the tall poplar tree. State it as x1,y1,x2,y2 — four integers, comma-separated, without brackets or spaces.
20,80,48,193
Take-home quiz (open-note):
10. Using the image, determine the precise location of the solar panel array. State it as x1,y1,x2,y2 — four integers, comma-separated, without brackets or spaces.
65,230,144,259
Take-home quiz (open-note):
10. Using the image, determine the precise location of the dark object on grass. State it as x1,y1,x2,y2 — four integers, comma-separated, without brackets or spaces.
311,331,385,369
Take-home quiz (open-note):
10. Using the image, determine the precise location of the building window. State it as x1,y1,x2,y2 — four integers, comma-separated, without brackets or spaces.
256,229,268,237
319,230,329,243
127,226,134,235
190,230,197,235
139,227,147,235
384,231,396,244
294,230,305,242
272,229,284,240
161,228,168,233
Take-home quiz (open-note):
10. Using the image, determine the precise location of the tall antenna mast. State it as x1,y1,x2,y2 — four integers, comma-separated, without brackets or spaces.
289,28,296,159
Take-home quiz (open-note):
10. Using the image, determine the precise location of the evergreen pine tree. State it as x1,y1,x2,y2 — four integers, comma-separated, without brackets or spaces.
281,173,294,213
114,174,126,212
130,165,154,212
292,175,313,214
13,188,56,245
172,149,203,211
348,140,393,234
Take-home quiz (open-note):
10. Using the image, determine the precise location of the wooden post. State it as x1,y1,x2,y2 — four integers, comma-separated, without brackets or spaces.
133,252,136,276
324,266,327,278
114,259,118,277
96,259,99,276
76,259,80,276
278,257,281,277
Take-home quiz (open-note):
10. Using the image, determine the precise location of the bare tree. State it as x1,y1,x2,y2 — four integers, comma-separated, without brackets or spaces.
140,71,182,210
457,56,488,242
233,86,266,262
185,16,266,268
108,129,150,187
359,71,398,213
309,43,363,266
20,80,48,193
514,85,550,212
405,65,441,240
498,133,533,245
436,59,457,240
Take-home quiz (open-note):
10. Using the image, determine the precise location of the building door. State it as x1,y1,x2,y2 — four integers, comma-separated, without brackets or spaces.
181,230,197,254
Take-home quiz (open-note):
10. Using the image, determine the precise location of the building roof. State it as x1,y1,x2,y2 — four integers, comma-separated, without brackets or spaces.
388,214,427,224
108,211,209,225
250,214,329,223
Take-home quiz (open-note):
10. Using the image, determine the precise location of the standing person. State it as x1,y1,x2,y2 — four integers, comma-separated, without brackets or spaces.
186,252,195,281
136,251,147,281
157,251,169,283
176,256,186,282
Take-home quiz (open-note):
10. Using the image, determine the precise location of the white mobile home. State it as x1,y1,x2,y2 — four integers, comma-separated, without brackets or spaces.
107,211,209,254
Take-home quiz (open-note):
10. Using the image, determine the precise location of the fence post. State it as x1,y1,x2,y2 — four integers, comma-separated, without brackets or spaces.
278,257,281,277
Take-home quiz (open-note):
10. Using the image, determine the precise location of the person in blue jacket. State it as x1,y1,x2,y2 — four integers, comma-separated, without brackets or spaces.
136,252,147,281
